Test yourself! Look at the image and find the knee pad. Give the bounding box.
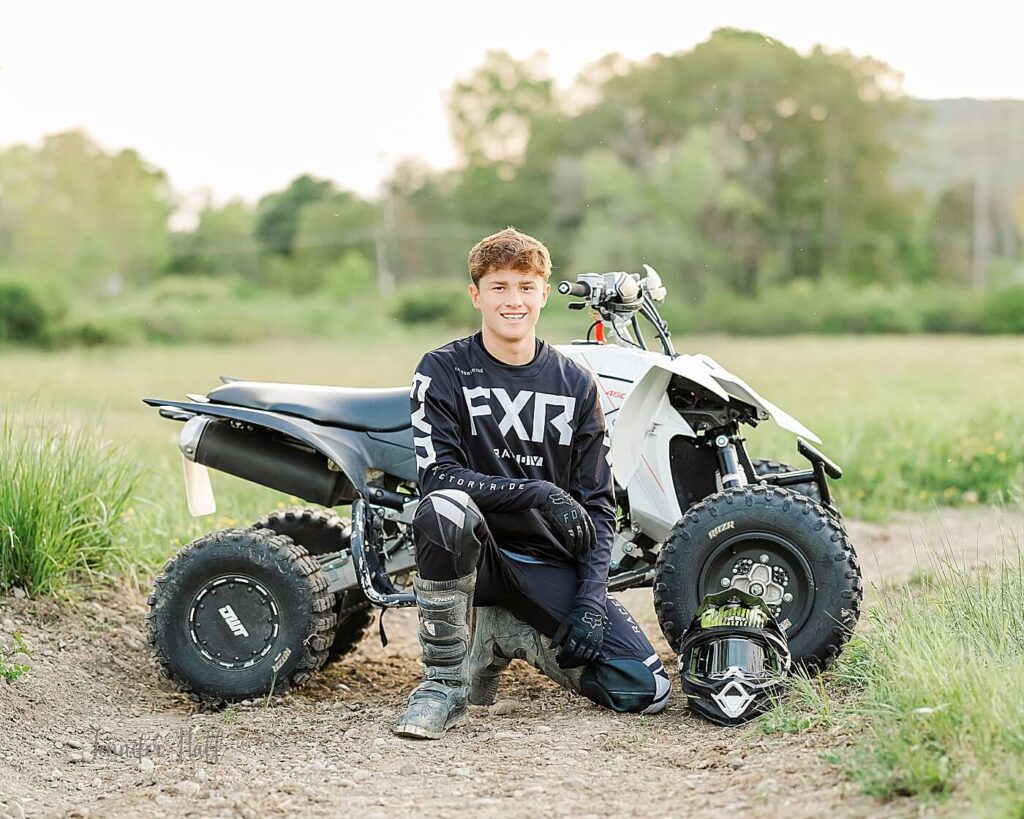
[413,490,486,576]
[580,655,671,714]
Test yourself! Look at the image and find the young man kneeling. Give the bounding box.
[395,228,670,739]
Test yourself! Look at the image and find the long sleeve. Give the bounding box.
[411,353,552,512]
[568,381,615,613]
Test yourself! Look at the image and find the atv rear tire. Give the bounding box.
[654,485,861,673]
[252,506,351,555]
[752,459,821,503]
[252,506,373,662]
[147,527,335,702]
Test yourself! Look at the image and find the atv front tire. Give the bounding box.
[252,506,374,662]
[147,527,335,702]
[654,485,861,673]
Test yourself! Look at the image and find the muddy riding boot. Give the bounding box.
[393,572,476,740]
[468,606,585,706]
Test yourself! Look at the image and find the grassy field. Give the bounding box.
[1,325,1023,579]
[3,324,1023,515]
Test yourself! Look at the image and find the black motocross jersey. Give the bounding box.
[410,332,614,613]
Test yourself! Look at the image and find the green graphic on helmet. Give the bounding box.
[699,602,768,630]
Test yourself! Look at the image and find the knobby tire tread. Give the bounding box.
[146,527,336,703]
[653,485,862,674]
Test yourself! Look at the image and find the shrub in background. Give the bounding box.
[392,280,479,327]
[979,285,1024,334]
[7,273,1024,349]
[0,282,58,347]
[818,286,924,334]
[320,250,377,302]
[660,280,1024,337]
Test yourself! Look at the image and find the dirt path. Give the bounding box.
[2,506,1021,819]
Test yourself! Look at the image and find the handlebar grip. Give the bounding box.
[558,280,591,298]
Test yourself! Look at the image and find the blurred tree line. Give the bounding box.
[2,29,1023,345]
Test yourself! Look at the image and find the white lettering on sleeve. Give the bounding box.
[411,371,436,469]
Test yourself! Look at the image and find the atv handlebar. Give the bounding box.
[558,280,592,298]
[558,268,675,357]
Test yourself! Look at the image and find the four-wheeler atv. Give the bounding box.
[144,266,861,702]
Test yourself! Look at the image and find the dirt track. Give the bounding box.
[2,506,1022,819]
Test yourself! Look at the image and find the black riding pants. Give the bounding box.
[413,489,670,714]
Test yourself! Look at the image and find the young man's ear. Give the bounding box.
[469,282,481,310]
[541,281,551,308]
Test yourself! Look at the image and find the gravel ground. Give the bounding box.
[1,505,1021,819]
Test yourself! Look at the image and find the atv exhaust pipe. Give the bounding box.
[180,417,356,507]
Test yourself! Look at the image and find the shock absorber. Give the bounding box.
[714,434,748,489]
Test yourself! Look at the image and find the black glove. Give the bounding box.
[538,487,595,557]
[551,605,605,668]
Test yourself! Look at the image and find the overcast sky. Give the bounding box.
[2,1,1019,208]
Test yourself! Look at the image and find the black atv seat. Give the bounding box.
[208,381,411,432]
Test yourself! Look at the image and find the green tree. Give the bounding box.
[383,51,562,284]
[254,174,334,257]
[589,30,919,286]
[320,249,376,301]
[392,30,930,293]
[931,183,974,285]
[291,192,378,292]
[170,198,259,280]
[0,130,171,292]
[383,161,478,282]
[448,49,555,172]
[444,51,563,255]
[569,129,762,296]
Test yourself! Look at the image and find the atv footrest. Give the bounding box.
[349,499,415,609]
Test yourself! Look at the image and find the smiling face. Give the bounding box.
[469,267,550,346]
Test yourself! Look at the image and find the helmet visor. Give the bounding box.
[689,637,780,681]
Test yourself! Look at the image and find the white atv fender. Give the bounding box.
[693,354,821,445]
[610,353,820,543]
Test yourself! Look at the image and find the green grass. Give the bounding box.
[0,411,143,594]
[756,545,1024,817]
[718,334,1024,520]
[847,553,1024,814]
[755,668,847,735]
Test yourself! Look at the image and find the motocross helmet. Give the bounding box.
[677,589,791,726]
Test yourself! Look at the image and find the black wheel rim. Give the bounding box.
[188,574,281,670]
[698,531,815,637]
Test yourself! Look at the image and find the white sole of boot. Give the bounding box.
[393,711,468,740]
